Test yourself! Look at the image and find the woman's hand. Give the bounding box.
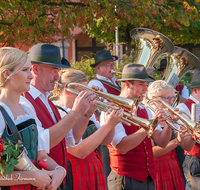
[31,169,52,190]
[104,109,124,127]
[152,108,167,126]
[45,167,66,190]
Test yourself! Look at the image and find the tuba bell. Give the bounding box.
[130,28,174,68]
[163,46,200,88]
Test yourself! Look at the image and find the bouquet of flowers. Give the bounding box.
[0,137,22,177]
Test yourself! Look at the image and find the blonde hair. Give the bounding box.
[51,69,87,99]
[148,80,174,99]
[0,47,30,87]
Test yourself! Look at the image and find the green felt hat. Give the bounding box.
[90,50,118,67]
[29,44,70,68]
[117,63,154,82]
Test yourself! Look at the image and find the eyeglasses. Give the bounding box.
[157,95,176,102]
[99,63,114,67]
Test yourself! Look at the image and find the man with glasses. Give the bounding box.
[176,71,200,190]
[88,50,121,186]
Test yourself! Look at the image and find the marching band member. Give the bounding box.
[100,63,172,190]
[51,69,122,190]
[147,80,195,190]
[176,71,200,190]
[21,43,97,190]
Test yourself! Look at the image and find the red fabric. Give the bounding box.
[94,77,120,95]
[175,84,184,96]
[108,107,156,182]
[23,92,67,184]
[183,98,200,158]
[67,149,106,190]
[154,149,185,190]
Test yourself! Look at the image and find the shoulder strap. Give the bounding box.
[56,105,69,114]
[0,105,23,147]
[97,79,121,92]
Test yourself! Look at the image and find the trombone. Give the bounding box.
[55,82,159,134]
[144,94,200,143]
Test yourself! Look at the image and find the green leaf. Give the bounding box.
[12,149,18,158]
[6,146,12,156]
[5,164,14,175]
[10,158,19,165]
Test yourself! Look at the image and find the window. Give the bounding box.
[76,33,106,61]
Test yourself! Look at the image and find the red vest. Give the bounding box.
[175,84,184,96]
[23,92,68,170]
[108,107,156,182]
[183,98,200,158]
[94,77,121,95]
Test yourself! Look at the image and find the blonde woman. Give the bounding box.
[51,69,122,190]
[0,47,65,190]
[147,80,195,190]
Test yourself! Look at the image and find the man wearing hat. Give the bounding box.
[20,43,97,190]
[157,58,189,102]
[88,50,121,184]
[176,71,200,190]
[100,63,172,190]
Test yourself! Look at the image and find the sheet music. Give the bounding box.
[191,103,200,122]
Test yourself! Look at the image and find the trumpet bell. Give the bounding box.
[130,28,174,68]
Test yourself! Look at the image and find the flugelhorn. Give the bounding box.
[144,95,200,143]
[67,82,139,114]
[66,83,160,135]
[56,82,158,133]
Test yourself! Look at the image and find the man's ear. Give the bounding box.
[32,64,39,74]
[125,81,131,88]
[2,70,11,79]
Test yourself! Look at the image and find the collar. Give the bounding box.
[189,95,200,104]
[29,85,50,100]
[96,74,117,85]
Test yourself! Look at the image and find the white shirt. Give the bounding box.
[181,85,189,99]
[176,95,199,116]
[100,102,163,149]
[0,101,47,151]
[20,85,80,151]
[88,74,120,93]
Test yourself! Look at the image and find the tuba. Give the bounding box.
[163,46,200,88]
[130,28,174,68]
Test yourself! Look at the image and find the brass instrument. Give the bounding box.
[111,69,122,75]
[163,46,200,107]
[67,82,139,114]
[56,82,158,134]
[145,95,200,143]
[130,28,174,68]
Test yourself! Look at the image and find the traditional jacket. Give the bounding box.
[107,107,156,182]
[23,92,67,171]
[183,98,200,158]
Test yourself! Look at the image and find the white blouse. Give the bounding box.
[0,101,47,151]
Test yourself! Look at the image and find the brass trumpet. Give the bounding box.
[55,82,158,134]
[144,95,200,143]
